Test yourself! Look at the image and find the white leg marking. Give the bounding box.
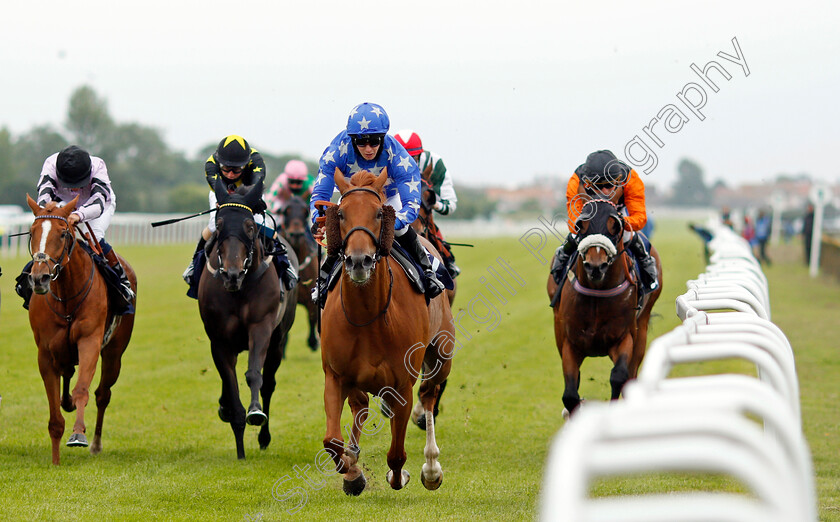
[422,410,442,485]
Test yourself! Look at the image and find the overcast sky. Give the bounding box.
[2,0,838,191]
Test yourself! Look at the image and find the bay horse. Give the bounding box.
[280,195,319,351]
[198,180,297,459]
[320,168,454,495]
[25,194,137,465]
[546,198,662,417]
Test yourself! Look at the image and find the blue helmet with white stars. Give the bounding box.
[346,102,390,136]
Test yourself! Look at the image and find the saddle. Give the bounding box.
[325,244,454,303]
[78,242,134,316]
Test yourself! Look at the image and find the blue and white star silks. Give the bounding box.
[397,155,413,171]
[310,131,421,232]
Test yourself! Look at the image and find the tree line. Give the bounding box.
[0,86,498,220]
[0,86,316,214]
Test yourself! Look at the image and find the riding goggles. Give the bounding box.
[352,135,383,147]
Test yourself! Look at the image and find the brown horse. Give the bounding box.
[546,198,662,417]
[198,180,297,459]
[25,195,137,465]
[280,195,319,351]
[320,168,454,495]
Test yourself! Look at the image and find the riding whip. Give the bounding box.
[151,208,217,228]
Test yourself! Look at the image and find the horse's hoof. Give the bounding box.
[258,430,271,450]
[246,409,267,426]
[562,408,570,420]
[421,468,443,490]
[218,406,232,423]
[90,436,102,455]
[66,433,88,447]
[386,469,410,490]
[343,472,367,496]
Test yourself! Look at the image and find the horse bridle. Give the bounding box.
[30,215,77,281]
[30,214,96,322]
[214,203,256,279]
[573,199,634,298]
[338,187,386,265]
[337,186,393,326]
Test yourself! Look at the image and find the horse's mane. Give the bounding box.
[43,201,60,212]
[348,171,378,188]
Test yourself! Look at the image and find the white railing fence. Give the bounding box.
[1,214,206,257]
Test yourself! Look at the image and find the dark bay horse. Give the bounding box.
[280,196,319,351]
[198,180,297,459]
[320,168,454,495]
[546,198,662,417]
[25,195,137,465]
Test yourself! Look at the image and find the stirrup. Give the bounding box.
[182,262,194,284]
[424,270,444,299]
[284,267,298,291]
[120,282,136,302]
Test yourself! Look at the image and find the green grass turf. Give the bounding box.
[0,219,837,520]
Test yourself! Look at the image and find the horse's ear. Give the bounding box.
[373,167,388,193]
[334,167,349,194]
[244,179,264,212]
[64,195,80,214]
[213,177,228,204]
[26,194,40,214]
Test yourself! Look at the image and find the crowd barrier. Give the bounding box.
[540,221,816,521]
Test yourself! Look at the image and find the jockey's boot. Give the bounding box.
[398,227,445,299]
[444,256,461,279]
[14,261,34,310]
[627,233,659,292]
[101,241,136,305]
[183,237,206,284]
[271,237,298,291]
[312,254,338,309]
[550,234,579,284]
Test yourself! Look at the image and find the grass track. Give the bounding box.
[0,219,837,520]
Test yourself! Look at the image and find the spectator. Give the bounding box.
[754,209,772,265]
[803,203,815,265]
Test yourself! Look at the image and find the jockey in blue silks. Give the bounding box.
[309,102,445,308]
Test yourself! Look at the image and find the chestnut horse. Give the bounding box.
[280,195,319,351]
[198,180,297,459]
[320,168,455,495]
[546,198,662,417]
[25,195,137,465]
